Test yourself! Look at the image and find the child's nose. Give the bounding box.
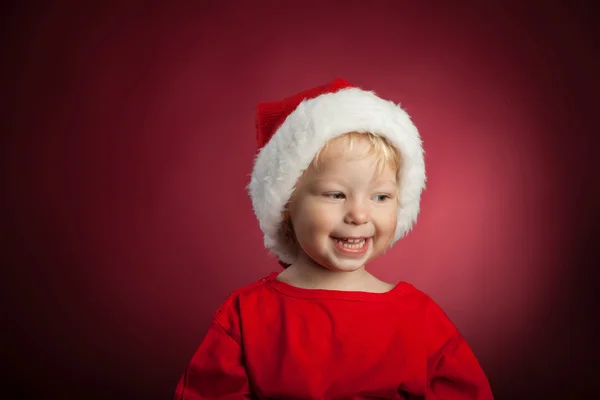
[343,201,369,225]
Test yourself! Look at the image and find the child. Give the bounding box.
[175,79,494,399]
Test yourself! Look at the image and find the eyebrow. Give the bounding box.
[311,177,397,186]
[371,179,398,186]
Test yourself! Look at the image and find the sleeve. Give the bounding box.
[174,299,254,399]
[425,300,494,400]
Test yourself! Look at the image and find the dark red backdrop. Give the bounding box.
[3,1,598,399]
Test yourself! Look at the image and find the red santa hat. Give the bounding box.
[247,78,426,266]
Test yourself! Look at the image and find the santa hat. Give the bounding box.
[247,78,426,266]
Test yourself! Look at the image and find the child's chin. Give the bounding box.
[325,258,367,272]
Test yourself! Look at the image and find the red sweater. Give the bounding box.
[175,272,493,399]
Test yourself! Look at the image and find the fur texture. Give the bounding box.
[247,87,426,265]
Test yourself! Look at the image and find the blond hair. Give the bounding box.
[312,131,402,179]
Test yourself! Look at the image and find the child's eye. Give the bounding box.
[325,193,345,199]
[373,194,391,202]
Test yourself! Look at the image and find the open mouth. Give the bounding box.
[332,237,369,250]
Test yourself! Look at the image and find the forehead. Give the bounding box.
[319,138,374,170]
[320,135,372,160]
[303,138,396,181]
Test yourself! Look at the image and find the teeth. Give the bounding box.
[334,238,367,249]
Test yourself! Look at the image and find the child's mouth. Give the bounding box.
[331,237,370,254]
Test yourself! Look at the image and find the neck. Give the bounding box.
[285,252,370,291]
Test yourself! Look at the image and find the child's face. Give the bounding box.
[288,137,399,273]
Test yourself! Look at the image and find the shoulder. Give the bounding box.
[392,282,463,358]
[395,282,458,331]
[206,273,276,341]
[212,273,277,319]
[394,281,436,309]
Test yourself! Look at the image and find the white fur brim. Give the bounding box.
[247,87,426,265]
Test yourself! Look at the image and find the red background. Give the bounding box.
[3,1,598,399]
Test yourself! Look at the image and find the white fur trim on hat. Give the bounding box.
[247,87,426,265]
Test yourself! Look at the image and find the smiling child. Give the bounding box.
[175,79,494,399]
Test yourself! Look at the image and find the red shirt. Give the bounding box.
[175,272,493,399]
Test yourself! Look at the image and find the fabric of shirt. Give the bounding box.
[175,272,493,399]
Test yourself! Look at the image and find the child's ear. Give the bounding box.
[282,198,294,221]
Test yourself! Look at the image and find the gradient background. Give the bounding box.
[2,1,598,399]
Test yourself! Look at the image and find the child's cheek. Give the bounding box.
[305,205,333,234]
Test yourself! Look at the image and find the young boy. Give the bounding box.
[175,79,493,399]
